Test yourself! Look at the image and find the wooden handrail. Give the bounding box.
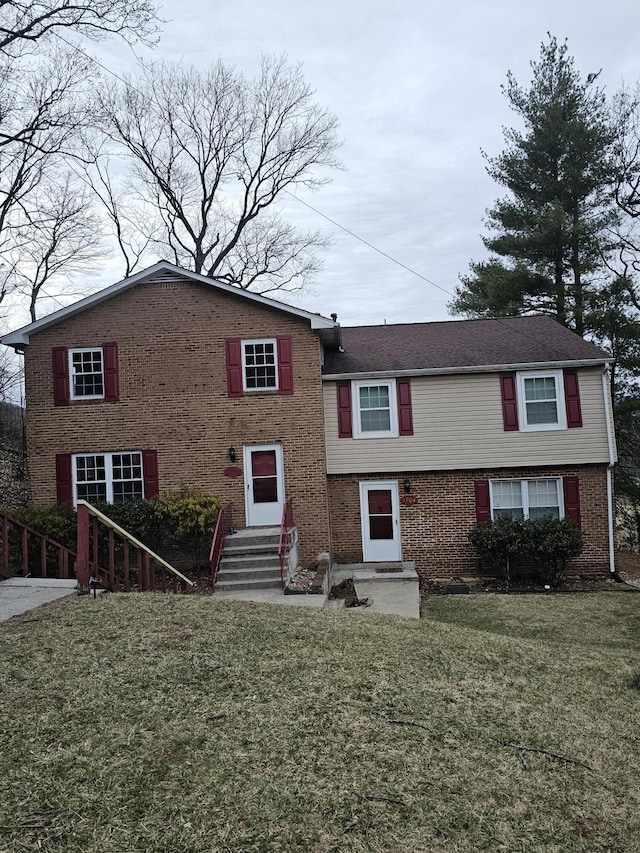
[1,509,76,580]
[75,500,195,591]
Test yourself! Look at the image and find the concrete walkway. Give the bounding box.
[0,578,78,623]
[214,565,421,619]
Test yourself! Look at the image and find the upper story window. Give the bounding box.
[490,478,562,520]
[52,343,119,406]
[516,370,566,431]
[500,369,582,432]
[243,339,278,391]
[69,348,104,399]
[353,380,398,438]
[74,451,143,504]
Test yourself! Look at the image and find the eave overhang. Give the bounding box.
[0,261,336,348]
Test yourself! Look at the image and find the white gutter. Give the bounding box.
[322,358,613,382]
[602,368,617,574]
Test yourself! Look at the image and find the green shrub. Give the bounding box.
[154,486,220,538]
[153,486,220,569]
[92,499,163,551]
[11,504,77,550]
[469,515,529,588]
[469,515,584,588]
[8,487,221,576]
[526,516,584,587]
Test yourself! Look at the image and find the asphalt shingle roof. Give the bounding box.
[322,315,611,376]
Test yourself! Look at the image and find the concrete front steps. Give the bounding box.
[215,527,284,592]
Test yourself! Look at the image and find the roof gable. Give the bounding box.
[322,315,612,377]
[1,262,336,347]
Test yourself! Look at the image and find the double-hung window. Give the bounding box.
[490,478,562,520]
[69,348,104,399]
[516,370,566,431]
[242,339,278,391]
[74,452,144,504]
[352,380,398,438]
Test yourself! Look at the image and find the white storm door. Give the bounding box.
[359,481,401,562]
[244,444,285,527]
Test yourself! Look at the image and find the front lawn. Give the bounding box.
[1,592,639,852]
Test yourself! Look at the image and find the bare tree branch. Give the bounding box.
[9,173,106,320]
[96,55,341,292]
[0,0,161,56]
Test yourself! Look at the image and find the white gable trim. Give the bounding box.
[1,261,335,347]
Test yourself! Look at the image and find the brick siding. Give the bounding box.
[328,464,610,579]
[23,278,331,566]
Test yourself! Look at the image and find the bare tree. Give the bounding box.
[0,48,93,310]
[96,56,341,292]
[612,84,640,221]
[12,175,105,321]
[0,0,160,56]
[76,149,152,278]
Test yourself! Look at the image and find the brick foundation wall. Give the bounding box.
[23,278,331,566]
[328,464,611,579]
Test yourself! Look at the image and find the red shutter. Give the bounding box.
[102,342,119,402]
[276,336,294,395]
[563,369,583,428]
[474,479,491,522]
[337,382,352,438]
[225,338,244,397]
[52,347,69,406]
[499,373,519,431]
[397,380,414,436]
[563,476,581,527]
[56,453,73,505]
[142,450,159,499]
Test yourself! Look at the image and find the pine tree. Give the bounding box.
[451,36,617,337]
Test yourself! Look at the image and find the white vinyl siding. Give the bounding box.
[324,368,613,474]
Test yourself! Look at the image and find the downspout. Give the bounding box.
[601,368,616,575]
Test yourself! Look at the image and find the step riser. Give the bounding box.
[224,535,280,549]
[220,557,280,571]
[222,547,280,560]
[217,568,282,583]
[216,579,283,591]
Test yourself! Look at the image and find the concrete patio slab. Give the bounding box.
[0,578,78,623]
[331,563,421,619]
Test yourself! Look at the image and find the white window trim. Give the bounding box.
[516,369,566,431]
[352,379,398,439]
[72,451,144,506]
[242,338,278,392]
[68,347,105,400]
[489,477,564,520]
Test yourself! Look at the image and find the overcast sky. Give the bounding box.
[14,0,640,329]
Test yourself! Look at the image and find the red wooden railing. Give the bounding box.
[75,500,195,594]
[278,498,294,589]
[1,510,76,580]
[209,502,233,589]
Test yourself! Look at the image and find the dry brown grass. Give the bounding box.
[0,590,639,852]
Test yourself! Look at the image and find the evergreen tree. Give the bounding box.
[451,36,617,336]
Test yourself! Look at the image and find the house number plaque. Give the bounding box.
[400,494,418,506]
[223,466,243,478]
